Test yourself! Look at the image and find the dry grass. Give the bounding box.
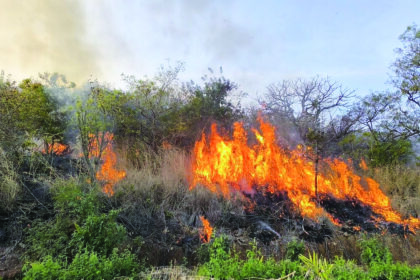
[112,147,245,266]
[369,165,420,217]
[0,148,20,211]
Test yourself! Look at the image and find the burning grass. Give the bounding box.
[87,132,126,195]
[190,116,420,233]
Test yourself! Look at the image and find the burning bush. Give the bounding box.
[190,115,420,233]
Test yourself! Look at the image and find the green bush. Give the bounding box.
[70,210,127,256]
[358,237,393,265]
[198,236,301,280]
[285,238,305,261]
[331,257,368,280]
[368,261,420,280]
[23,249,140,280]
[24,217,73,261]
[51,179,98,220]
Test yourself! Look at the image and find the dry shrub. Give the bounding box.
[0,148,20,211]
[369,165,420,217]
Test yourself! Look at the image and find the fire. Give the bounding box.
[359,159,368,171]
[191,116,420,231]
[199,216,213,243]
[42,143,69,155]
[87,132,126,196]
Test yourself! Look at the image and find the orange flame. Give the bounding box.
[87,132,126,196]
[191,116,420,231]
[359,159,368,171]
[42,143,69,155]
[199,216,213,243]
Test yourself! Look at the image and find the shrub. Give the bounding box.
[299,251,333,280]
[23,217,73,261]
[331,257,368,280]
[22,256,62,280]
[51,178,98,220]
[358,236,393,265]
[70,210,127,256]
[285,238,305,261]
[22,249,140,280]
[368,261,420,280]
[198,236,302,279]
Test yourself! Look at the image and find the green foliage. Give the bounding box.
[22,255,62,280]
[177,74,244,147]
[75,88,115,181]
[198,236,301,279]
[0,78,66,150]
[198,235,242,279]
[331,257,368,280]
[24,217,73,261]
[285,238,305,261]
[392,24,420,108]
[24,179,127,261]
[22,249,140,280]
[70,210,127,256]
[51,179,98,220]
[359,236,393,265]
[299,251,333,280]
[368,138,413,167]
[368,261,420,280]
[340,132,413,167]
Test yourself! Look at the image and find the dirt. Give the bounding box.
[0,247,22,279]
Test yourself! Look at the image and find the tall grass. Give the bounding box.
[0,148,20,211]
[369,165,420,217]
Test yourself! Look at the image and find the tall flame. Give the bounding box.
[199,216,213,243]
[88,132,126,196]
[191,116,420,231]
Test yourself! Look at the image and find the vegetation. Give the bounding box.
[0,25,419,279]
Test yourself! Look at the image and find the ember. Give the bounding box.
[88,132,126,196]
[191,116,420,232]
[42,143,69,155]
[199,216,213,243]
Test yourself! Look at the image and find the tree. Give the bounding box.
[0,76,66,152]
[392,24,420,108]
[178,71,244,147]
[261,77,356,202]
[75,84,115,183]
[352,24,420,166]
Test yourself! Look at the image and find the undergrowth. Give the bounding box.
[197,235,420,280]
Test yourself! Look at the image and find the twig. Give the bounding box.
[21,182,50,212]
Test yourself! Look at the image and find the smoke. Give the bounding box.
[0,0,99,84]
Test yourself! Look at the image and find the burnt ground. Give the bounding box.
[206,186,415,246]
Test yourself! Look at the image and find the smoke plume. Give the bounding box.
[0,0,99,84]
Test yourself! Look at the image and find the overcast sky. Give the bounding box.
[0,0,419,104]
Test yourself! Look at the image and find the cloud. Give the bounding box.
[0,0,99,84]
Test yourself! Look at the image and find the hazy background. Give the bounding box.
[0,0,419,103]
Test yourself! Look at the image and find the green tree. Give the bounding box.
[0,75,66,152]
[353,25,420,166]
[177,71,244,147]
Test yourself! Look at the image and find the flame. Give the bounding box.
[199,216,213,243]
[87,132,126,196]
[191,116,420,231]
[359,159,368,171]
[42,143,69,155]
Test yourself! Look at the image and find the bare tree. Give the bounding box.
[261,77,357,202]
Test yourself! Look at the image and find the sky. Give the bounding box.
[0,0,419,105]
